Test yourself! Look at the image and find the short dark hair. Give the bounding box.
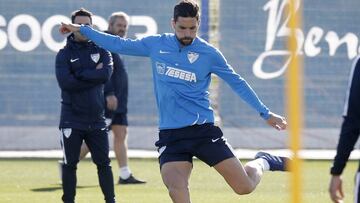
[173,0,200,22]
[71,8,93,24]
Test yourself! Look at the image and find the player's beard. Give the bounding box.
[177,36,194,46]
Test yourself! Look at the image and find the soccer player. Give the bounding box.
[60,1,289,202]
[79,11,146,184]
[55,8,115,203]
[329,56,360,203]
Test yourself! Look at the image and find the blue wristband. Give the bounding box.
[260,111,270,120]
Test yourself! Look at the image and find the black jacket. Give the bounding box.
[103,31,128,115]
[104,50,128,115]
[55,34,113,130]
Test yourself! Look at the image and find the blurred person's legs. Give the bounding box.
[111,113,146,184]
[84,128,115,203]
[59,128,84,203]
[58,139,88,184]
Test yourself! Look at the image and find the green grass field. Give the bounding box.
[0,158,357,203]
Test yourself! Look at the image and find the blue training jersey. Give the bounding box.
[80,25,270,130]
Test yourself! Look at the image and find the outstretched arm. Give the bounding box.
[60,23,151,56]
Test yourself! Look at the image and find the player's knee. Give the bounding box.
[167,184,189,197]
[163,177,189,193]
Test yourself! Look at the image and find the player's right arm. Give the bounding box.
[55,49,98,92]
[80,25,153,56]
[59,22,155,57]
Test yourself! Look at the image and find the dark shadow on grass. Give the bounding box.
[31,184,98,192]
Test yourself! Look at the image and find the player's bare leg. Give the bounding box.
[161,161,192,203]
[214,157,262,194]
[215,153,290,195]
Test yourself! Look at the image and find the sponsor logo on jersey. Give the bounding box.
[156,62,197,82]
[165,67,197,82]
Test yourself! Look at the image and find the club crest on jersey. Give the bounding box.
[187,51,199,64]
[91,53,100,63]
[156,62,166,74]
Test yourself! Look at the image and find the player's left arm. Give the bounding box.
[210,49,286,130]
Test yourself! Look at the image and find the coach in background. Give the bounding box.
[55,8,115,203]
[79,11,145,184]
[329,56,360,203]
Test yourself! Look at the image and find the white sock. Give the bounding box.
[120,166,131,179]
[247,158,270,171]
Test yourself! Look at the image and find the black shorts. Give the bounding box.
[155,123,235,168]
[106,113,128,126]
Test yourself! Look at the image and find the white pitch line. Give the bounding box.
[0,149,359,160]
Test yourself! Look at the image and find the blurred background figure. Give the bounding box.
[329,56,360,203]
[79,11,146,184]
[55,8,115,203]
